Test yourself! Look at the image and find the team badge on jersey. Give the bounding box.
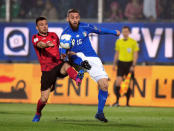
[83,32,87,37]
[34,38,39,43]
[127,48,132,53]
[94,26,98,30]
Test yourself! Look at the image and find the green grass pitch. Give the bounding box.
[0,103,174,131]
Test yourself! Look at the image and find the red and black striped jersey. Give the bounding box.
[32,32,62,71]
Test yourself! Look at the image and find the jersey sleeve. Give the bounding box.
[32,35,39,47]
[133,40,139,52]
[115,39,119,51]
[60,48,67,55]
[85,24,117,35]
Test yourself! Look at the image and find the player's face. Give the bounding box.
[67,13,80,30]
[122,28,130,39]
[36,20,48,35]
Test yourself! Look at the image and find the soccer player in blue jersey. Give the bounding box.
[60,9,120,122]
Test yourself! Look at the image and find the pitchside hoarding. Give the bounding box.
[0,64,174,107]
[0,22,174,63]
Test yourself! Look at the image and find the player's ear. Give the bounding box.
[66,17,69,22]
[36,26,38,31]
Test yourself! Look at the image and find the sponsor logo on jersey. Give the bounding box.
[83,32,87,37]
[34,38,38,43]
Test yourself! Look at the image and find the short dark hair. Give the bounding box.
[67,9,80,17]
[122,26,131,32]
[36,16,47,25]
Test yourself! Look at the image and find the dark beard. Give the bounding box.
[69,22,79,30]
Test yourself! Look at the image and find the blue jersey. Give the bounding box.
[61,22,117,65]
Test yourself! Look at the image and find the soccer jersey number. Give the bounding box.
[77,39,82,45]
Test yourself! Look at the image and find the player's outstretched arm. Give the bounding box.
[37,41,54,48]
[113,51,119,71]
[86,24,120,36]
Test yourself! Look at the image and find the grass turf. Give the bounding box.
[0,103,173,131]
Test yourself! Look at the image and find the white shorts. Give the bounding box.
[85,57,108,82]
[76,52,108,82]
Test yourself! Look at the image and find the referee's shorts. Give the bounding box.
[117,60,133,77]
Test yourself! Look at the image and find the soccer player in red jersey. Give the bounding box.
[32,17,84,122]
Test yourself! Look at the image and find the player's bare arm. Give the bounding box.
[130,51,138,72]
[37,41,55,48]
[113,51,119,71]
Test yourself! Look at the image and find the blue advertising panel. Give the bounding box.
[0,22,174,63]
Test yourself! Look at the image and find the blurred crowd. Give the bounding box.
[0,0,173,22]
[105,0,174,22]
[0,0,97,20]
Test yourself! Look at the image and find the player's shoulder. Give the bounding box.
[63,25,72,34]
[48,32,57,36]
[128,37,137,43]
[79,22,88,26]
[47,32,59,40]
[116,38,122,42]
[32,34,39,44]
[79,22,93,28]
[32,34,39,42]
[32,34,38,38]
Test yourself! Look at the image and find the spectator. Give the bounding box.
[107,1,123,22]
[27,0,45,18]
[18,8,27,18]
[41,0,58,20]
[125,0,143,21]
[157,0,165,20]
[117,0,129,12]
[169,0,174,19]
[143,0,157,21]
[11,0,20,18]
[0,0,20,19]
[157,0,171,20]
[0,1,5,18]
[18,0,35,18]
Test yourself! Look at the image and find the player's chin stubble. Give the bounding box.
[69,22,79,30]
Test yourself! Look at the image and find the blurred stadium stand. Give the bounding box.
[0,0,173,22]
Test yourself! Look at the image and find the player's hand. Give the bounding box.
[116,30,120,36]
[67,51,76,56]
[47,41,55,47]
[129,66,134,72]
[61,54,66,60]
[112,64,116,71]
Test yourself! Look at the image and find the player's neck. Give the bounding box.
[38,32,48,36]
[71,26,79,31]
[123,37,129,41]
[69,23,79,31]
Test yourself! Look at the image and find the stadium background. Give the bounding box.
[0,0,174,107]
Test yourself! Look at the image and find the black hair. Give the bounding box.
[36,16,47,25]
[67,8,80,17]
[122,26,131,32]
